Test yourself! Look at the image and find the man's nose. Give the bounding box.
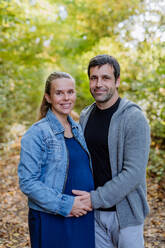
[96,78,102,87]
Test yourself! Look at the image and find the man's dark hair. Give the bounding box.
[88,54,120,80]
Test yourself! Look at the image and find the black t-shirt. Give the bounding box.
[84,98,121,211]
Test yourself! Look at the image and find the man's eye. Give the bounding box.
[103,76,110,80]
[90,77,97,80]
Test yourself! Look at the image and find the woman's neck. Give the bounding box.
[59,115,69,127]
[51,109,68,126]
[52,111,73,137]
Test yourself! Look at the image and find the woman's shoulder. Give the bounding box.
[22,117,51,142]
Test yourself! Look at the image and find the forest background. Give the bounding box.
[0,0,165,247]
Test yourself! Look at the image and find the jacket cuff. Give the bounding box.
[58,194,74,216]
[90,190,102,209]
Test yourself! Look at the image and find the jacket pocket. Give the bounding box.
[46,138,62,161]
[126,185,149,220]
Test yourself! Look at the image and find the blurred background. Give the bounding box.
[0,0,164,184]
[0,0,165,247]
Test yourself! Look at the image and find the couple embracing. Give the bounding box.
[18,54,150,248]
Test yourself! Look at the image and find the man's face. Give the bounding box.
[89,64,120,105]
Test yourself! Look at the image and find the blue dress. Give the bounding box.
[29,137,95,248]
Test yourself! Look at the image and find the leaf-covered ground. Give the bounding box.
[0,144,165,248]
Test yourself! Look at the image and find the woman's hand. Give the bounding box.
[69,194,92,217]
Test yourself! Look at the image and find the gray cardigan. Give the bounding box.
[80,98,150,229]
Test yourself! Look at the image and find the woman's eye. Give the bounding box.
[56,92,62,95]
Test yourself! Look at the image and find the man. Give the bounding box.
[73,54,150,248]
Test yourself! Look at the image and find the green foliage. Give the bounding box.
[148,147,165,183]
[0,0,60,141]
[0,0,164,180]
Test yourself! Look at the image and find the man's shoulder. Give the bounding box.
[80,103,95,119]
[79,103,95,127]
[81,103,95,114]
[117,98,149,129]
[119,98,145,118]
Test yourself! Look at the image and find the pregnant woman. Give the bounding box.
[18,71,95,248]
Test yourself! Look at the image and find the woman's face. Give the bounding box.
[45,77,76,117]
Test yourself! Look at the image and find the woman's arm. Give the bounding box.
[18,126,74,216]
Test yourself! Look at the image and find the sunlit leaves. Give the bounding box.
[0,0,61,141]
[0,0,164,181]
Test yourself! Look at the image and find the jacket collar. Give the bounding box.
[46,109,79,135]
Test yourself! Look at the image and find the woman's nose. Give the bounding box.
[64,93,69,100]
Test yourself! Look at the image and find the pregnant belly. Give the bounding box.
[64,166,94,195]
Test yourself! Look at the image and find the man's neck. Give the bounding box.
[96,93,119,110]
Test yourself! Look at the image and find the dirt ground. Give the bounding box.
[0,147,165,248]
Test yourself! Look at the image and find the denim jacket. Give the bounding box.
[18,109,91,217]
